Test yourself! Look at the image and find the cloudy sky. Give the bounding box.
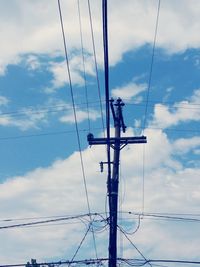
[0,0,200,265]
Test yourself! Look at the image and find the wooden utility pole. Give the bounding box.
[109,98,124,267]
[87,98,147,267]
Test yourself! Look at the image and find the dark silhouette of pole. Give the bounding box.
[108,98,124,267]
[87,98,147,267]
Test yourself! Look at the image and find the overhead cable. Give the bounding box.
[69,223,92,265]
[77,0,91,132]
[87,0,105,133]
[141,0,161,217]
[57,0,98,258]
[143,0,161,131]
[0,213,106,230]
[117,225,152,267]
[1,258,200,267]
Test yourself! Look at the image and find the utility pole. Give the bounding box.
[87,98,147,267]
[109,98,125,267]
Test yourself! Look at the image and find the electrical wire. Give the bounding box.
[3,211,199,227]
[0,124,199,143]
[57,0,98,259]
[119,211,200,223]
[2,258,200,267]
[119,215,141,235]
[77,0,90,132]
[69,223,91,266]
[146,259,200,266]
[0,102,101,119]
[117,225,152,267]
[0,213,105,230]
[141,0,161,218]
[0,127,102,142]
[87,0,105,133]
[0,258,108,267]
[142,0,161,131]
[1,99,200,121]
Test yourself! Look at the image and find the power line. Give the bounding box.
[0,125,199,143]
[119,215,142,236]
[0,213,106,230]
[141,0,161,218]
[134,126,200,133]
[77,0,91,132]
[123,212,200,222]
[69,223,91,265]
[1,258,200,267]
[0,127,102,142]
[57,0,98,258]
[142,0,161,131]
[117,225,152,267]
[147,259,200,266]
[0,258,108,267]
[1,99,200,121]
[87,0,105,133]
[2,210,199,226]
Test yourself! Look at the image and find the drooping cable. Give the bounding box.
[2,258,200,267]
[0,128,102,142]
[0,216,82,230]
[87,0,105,134]
[1,99,200,120]
[0,213,107,230]
[142,0,161,131]
[120,211,200,223]
[77,0,90,132]
[69,223,91,266]
[0,124,198,142]
[118,225,152,267]
[121,215,141,235]
[57,0,98,258]
[141,0,161,215]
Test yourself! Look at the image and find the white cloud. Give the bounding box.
[0,108,48,131]
[0,127,199,262]
[173,136,200,155]
[112,82,147,102]
[60,109,100,124]
[0,96,9,106]
[1,1,200,75]
[0,116,12,126]
[0,101,100,130]
[150,89,200,128]
[1,0,200,263]
[45,53,96,92]
[24,55,41,71]
[194,149,200,155]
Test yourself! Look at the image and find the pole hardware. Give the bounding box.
[100,161,113,173]
[87,98,147,267]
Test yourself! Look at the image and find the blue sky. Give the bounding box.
[0,0,200,265]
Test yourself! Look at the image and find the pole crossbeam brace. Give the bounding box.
[87,134,147,146]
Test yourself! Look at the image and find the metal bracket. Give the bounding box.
[100,161,113,173]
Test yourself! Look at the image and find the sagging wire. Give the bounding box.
[57,0,98,259]
[141,0,161,217]
[77,0,91,132]
[117,225,152,267]
[118,215,141,236]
